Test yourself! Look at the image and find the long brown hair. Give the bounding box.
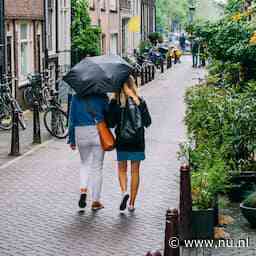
[116,75,139,107]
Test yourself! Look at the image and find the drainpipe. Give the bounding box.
[55,0,59,54]
[43,0,49,71]
[55,0,59,81]
[0,0,6,82]
[13,19,18,99]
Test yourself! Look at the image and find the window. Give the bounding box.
[110,34,118,55]
[20,24,28,76]
[102,34,106,55]
[89,0,95,9]
[109,0,117,11]
[101,0,106,10]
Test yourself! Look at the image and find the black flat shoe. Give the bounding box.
[79,193,87,209]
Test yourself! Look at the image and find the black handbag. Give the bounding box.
[119,97,143,141]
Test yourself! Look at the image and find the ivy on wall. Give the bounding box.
[71,0,101,61]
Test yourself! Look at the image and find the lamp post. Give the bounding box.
[189,0,196,24]
[0,0,6,83]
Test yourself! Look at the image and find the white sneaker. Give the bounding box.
[128,205,135,212]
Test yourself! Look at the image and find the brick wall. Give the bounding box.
[5,0,43,20]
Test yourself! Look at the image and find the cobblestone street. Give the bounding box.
[0,57,202,256]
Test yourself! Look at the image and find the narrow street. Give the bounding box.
[0,57,203,256]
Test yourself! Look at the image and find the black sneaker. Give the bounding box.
[119,193,129,213]
[79,193,87,209]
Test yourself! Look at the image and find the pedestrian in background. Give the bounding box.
[68,93,109,211]
[107,76,152,213]
[191,38,199,68]
[179,33,186,52]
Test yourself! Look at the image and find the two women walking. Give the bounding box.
[68,75,151,213]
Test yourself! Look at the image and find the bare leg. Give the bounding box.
[118,161,128,193]
[130,161,140,207]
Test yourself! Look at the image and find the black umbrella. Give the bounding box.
[63,55,133,96]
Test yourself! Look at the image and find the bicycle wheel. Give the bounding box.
[44,107,68,139]
[0,105,12,130]
[23,87,34,109]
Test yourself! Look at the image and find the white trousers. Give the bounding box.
[75,126,104,202]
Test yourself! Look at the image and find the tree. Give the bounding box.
[71,0,101,61]
[156,0,189,33]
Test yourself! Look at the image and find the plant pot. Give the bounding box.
[240,203,256,228]
[230,171,256,183]
[227,171,256,203]
[192,209,214,239]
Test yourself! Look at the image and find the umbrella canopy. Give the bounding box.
[63,55,133,96]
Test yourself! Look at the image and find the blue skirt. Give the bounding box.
[117,151,145,161]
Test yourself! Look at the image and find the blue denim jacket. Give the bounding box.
[68,94,109,145]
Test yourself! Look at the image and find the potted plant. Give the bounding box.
[190,153,229,239]
[240,192,256,228]
[191,171,215,239]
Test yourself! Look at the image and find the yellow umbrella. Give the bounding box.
[128,16,141,33]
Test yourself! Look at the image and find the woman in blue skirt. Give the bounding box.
[107,76,151,212]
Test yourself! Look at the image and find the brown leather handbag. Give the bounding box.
[96,120,116,151]
[86,99,116,151]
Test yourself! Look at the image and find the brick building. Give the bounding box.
[141,0,156,40]
[89,0,120,55]
[4,0,71,104]
[5,0,44,99]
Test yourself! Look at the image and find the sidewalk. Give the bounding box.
[0,56,198,256]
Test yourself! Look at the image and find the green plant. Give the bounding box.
[148,32,163,45]
[185,82,256,172]
[243,192,256,208]
[71,0,101,58]
[139,40,152,54]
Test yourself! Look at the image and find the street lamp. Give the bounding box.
[189,0,196,24]
[0,0,6,83]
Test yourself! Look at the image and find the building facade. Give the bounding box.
[46,0,71,85]
[89,0,120,55]
[5,0,44,99]
[4,0,71,103]
[89,0,156,57]
[141,0,156,41]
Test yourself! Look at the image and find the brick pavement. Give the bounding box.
[0,56,202,256]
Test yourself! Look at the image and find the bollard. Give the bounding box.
[152,65,155,80]
[164,209,180,256]
[160,59,164,73]
[141,67,145,86]
[152,251,162,256]
[149,65,153,81]
[9,110,21,156]
[179,165,192,241]
[33,101,41,144]
[167,57,172,69]
[145,66,148,84]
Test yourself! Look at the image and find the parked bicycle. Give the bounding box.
[0,82,26,130]
[23,73,51,111]
[43,90,68,139]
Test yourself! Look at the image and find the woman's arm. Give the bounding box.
[139,100,152,128]
[106,99,120,128]
[67,96,76,147]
